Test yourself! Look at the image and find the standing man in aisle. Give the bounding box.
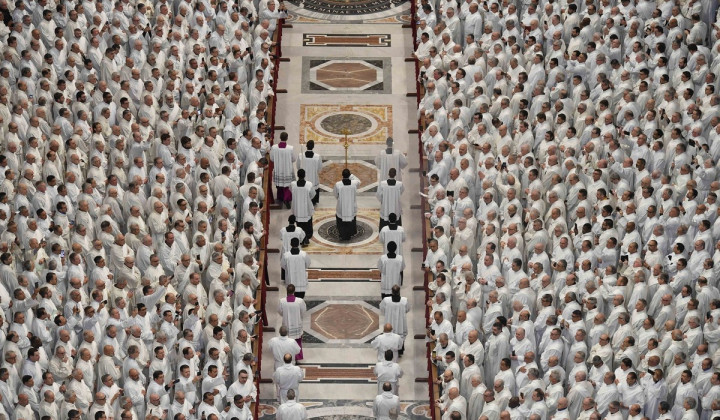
[268,326,302,370]
[380,285,410,356]
[377,168,404,229]
[270,132,296,208]
[378,241,405,299]
[273,353,304,404]
[373,382,401,420]
[298,140,322,205]
[280,216,305,281]
[290,169,315,247]
[278,284,307,361]
[375,137,408,182]
[380,213,407,256]
[334,169,361,240]
[280,238,310,298]
[374,350,403,395]
[277,389,307,420]
[371,323,404,362]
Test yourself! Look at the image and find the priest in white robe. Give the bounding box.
[643,368,668,420]
[334,168,361,240]
[380,285,410,356]
[273,354,304,404]
[280,238,311,298]
[278,284,307,361]
[297,139,322,205]
[375,138,408,182]
[290,169,315,246]
[374,350,404,395]
[277,389,307,420]
[466,377,486,420]
[371,324,404,362]
[378,241,405,299]
[380,214,407,256]
[374,383,401,420]
[483,322,510,388]
[280,217,306,281]
[376,168,404,229]
[268,327,302,370]
[269,133,296,207]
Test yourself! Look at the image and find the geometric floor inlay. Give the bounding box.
[285,0,410,24]
[303,57,391,94]
[303,365,376,381]
[305,208,382,254]
[289,13,410,24]
[259,400,431,419]
[322,113,373,131]
[318,159,378,192]
[287,0,406,15]
[317,219,375,244]
[308,269,381,280]
[307,300,380,343]
[300,104,392,144]
[303,34,391,47]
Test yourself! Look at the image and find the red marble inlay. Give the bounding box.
[316,62,378,88]
[307,269,381,279]
[311,303,379,339]
[303,365,376,380]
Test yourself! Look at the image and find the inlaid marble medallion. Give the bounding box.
[285,0,409,22]
[321,113,373,132]
[302,58,391,94]
[302,208,382,254]
[300,104,392,144]
[317,219,375,244]
[288,12,410,24]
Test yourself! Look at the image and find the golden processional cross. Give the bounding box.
[341,128,351,169]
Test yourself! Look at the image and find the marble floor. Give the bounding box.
[261,13,428,418]
[285,0,410,23]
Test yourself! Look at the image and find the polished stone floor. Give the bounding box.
[261,16,426,416]
[299,104,393,144]
[259,400,432,419]
[285,0,410,23]
[303,58,391,94]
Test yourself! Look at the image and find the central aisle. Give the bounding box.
[259,20,430,419]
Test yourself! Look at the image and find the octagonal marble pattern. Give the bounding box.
[307,300,380,343]
[302,57,391,94]
[314,62,381,90]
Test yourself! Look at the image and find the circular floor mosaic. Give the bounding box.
[288,0,405,15]
[300,104,391,144]
[319,113,373,135]
[317,218,375,244]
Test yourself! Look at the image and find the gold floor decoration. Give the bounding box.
[300,104,392,144]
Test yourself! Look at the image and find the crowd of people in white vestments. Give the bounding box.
[409,0,720,419]
[0,0,293,416]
